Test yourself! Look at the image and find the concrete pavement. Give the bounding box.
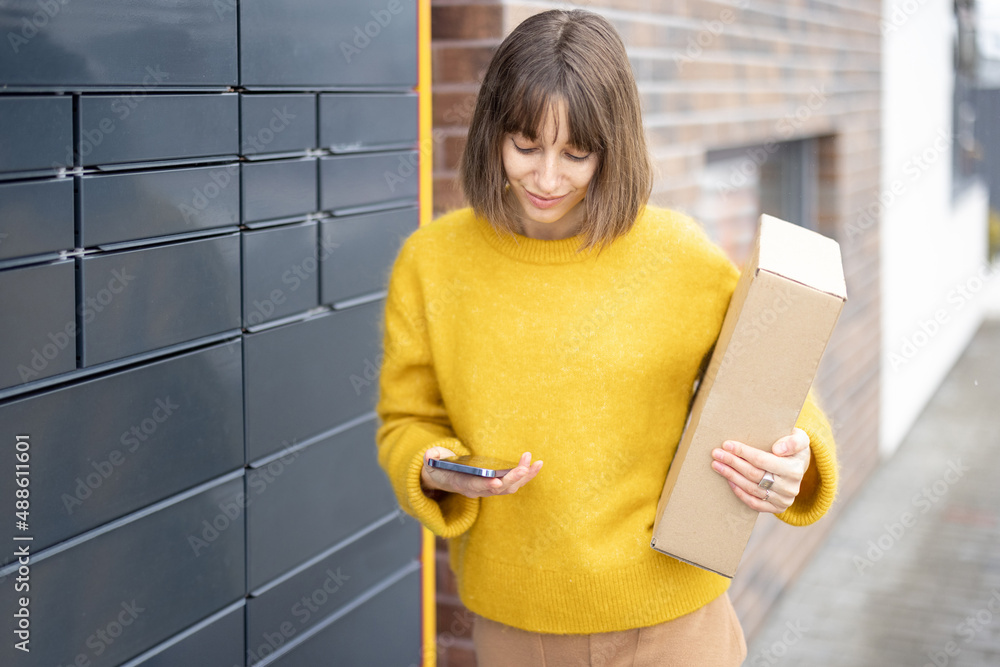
[745,319,1000,666]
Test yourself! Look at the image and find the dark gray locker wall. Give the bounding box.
[0,1,422,665]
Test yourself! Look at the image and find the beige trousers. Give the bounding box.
[472,592,747,667]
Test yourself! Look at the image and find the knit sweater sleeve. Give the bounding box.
[374,233,480,538]
[776,387,840,526]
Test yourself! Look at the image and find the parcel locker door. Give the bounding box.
[245,418,399,589]
[319,206,416,305]
[241,94,318,157]
[267,568,422,667]
[0,259,76,390]
[241,158,318,224]
[79,165,240,247]
[125,603,245,667]
[240,0,417,87]
[0,178,75,260]
[242,299,384,463]
[319,151,420,214]
[0,96,73,174]
[242,222,320,327]
[0,340,244,562]
[78,93,239,167]
[0,0,237,87]
[79,233,241,367]
[0,475,246,667]
[319,93,418,152]
[247,514,419,649]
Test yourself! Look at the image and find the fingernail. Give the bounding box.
[712,462,724,473]
[711,449,723,460]
[723,441,735,451]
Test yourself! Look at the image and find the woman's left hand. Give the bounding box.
[710,427,811,514]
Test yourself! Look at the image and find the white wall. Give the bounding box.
[880,0,995,456]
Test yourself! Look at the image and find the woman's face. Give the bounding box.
[501,99,598,239]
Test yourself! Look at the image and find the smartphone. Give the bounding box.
[427,455,519,478]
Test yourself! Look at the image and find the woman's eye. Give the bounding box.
[566,152,590,162]
[512,140,535,154]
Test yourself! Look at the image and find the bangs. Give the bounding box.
[499,73,606,155]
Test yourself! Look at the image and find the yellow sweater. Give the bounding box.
[375,205,839,634]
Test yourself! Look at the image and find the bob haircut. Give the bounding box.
[459,9,652,255]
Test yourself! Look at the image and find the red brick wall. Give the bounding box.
[430,1,881,662]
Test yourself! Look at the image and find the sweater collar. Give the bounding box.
[473,213,600,264]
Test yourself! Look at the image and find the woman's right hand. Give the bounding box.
[421,447,543,499]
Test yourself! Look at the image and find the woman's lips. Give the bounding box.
[524,189,567,210]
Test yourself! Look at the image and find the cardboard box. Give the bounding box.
[650,214,847,577]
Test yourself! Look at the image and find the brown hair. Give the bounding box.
[458,9,652,255]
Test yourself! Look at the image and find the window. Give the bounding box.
[696,138,819,265]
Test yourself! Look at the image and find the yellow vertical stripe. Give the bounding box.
[419,0,433,230]
[418,1,436,666]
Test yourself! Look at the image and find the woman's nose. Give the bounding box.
[536,154,560,193]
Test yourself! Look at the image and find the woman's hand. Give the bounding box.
[421,447,543,499]
[709,428,811,514]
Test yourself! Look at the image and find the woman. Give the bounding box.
[375,9,837,666]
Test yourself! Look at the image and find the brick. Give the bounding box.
[432,4,503,40]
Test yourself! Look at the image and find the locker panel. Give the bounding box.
[247,515,418,650]
[79,165,240,247]
[319,206,416,305]
[0,259,76,390]
[319,151,419,213]
[240,0,417,87]
[241,94,317,156]
[0,0,238,86]
[242,222,319,327]
[78,93,239,167]
[79,234,241,367]
[268,568,422,667]
[319,93,418,152]
[0,475,246,667]
[126,604,245,667]
[0,178,75,260]
[242,299,383,462]
[0,340,244,562]
[245,418,400,589]
[0,96,73,174]
[241,159,318,223]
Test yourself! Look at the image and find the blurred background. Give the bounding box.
[0,0,997,665]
